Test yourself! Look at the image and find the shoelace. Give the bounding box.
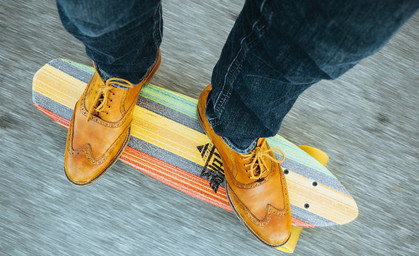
[242,141,285,180]
[86,78,134,121]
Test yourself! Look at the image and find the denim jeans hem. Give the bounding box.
[205,98,257,154]
[97,67,114,82]
[97,67,145,88]
[222,136,257,154]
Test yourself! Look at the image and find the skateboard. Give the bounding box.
[32,59,358,253]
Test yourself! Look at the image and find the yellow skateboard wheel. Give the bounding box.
[298,145,329,167]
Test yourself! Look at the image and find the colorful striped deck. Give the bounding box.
[32,59,358,229]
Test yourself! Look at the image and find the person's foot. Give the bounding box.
[197,85,291,247]
[64,51,161,185]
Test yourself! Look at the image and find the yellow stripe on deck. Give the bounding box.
[131,107,209,167]
[287,171,358,225]
[33,64,85,109]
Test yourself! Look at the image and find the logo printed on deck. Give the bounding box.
[197,143,225,193]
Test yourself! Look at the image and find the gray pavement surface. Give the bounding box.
[1,1,418,255]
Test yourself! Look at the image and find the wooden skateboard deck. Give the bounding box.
[32,59,358,253]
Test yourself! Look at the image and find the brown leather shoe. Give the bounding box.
[64,51,161,185]
[197,85,291,247]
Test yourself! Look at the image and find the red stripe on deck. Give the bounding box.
[121,146,233,212]
[34,104,70,128]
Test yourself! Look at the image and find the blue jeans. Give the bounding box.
[57,0,418,153]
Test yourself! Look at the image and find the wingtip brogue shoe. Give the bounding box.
[64,51,161,185]
[197,84,291,247]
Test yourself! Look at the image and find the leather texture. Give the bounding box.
[197,85,291,247]
[64,51,161,185]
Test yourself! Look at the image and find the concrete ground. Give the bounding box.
[1,1,418,255]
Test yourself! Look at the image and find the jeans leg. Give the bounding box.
[56,0,162,84]
[207,0,418,152]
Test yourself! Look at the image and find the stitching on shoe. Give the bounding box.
[229,186,288,227]
[67,120,130,165]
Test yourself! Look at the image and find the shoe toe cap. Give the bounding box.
[64,146,108,185]
[228,186,291,247]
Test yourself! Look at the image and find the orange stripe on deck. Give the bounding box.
[34,104,70,128]
[292,218,314,228]
[123,147,225,199]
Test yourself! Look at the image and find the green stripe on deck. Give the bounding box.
[61,59,95,75]
[141,85,197,120]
